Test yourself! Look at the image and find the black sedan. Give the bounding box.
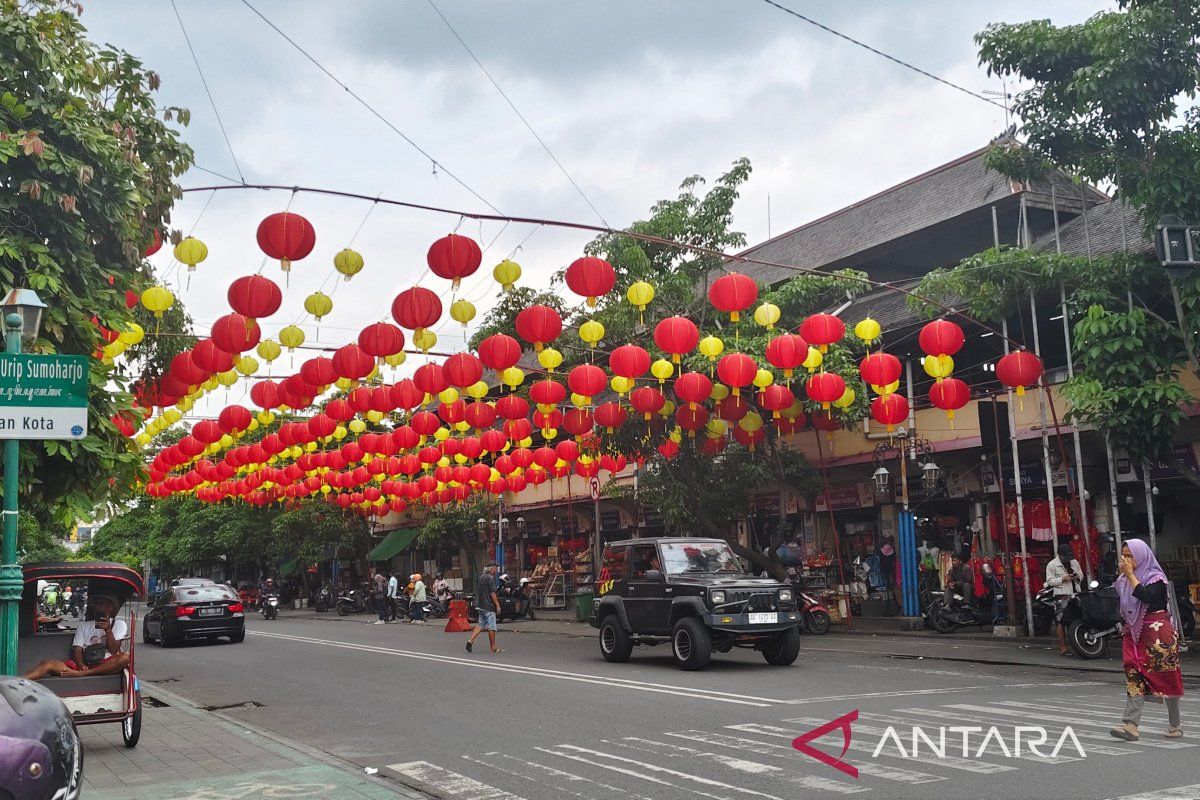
[143,583,245,646]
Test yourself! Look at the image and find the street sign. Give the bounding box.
[0,354,88,440]
[588,476,600,501]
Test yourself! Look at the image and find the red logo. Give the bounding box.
[791,709,859,779]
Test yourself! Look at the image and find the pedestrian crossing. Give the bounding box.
[385,696,1198,800]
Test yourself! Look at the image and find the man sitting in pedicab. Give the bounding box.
[21,594,130,680]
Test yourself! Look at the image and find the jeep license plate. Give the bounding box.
[748,612,777,624]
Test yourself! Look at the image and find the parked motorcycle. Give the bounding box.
[795,590,832,635]
[1065,581,1122,659]
[467,575,536,622]
[1175,583,1197,639]
[335,587,370,616]
[311,586,334,612]
[1028,586,1058,637]
[260,590,280,620]
[927,588,1003,633]
[423,596,449,619]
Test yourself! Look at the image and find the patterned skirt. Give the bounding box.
[1123,610,1185,698]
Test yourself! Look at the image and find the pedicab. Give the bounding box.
[17,561,146,748]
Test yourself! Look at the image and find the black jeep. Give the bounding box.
[587,537,801,670]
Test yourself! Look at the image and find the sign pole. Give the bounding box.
[1,314,24,675]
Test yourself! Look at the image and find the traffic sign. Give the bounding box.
[0,354,89,440]
[589,476,601,501]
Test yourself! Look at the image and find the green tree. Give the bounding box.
[0,1,195,523]
[417,499,488,581]
[17,510,72,562]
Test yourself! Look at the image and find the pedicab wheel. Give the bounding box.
[671,617,712,671]
[762,626,801,666]
[599,617,632,663]
[804,609,832,635]
[122,691,142,748]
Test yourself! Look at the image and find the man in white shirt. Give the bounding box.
[23,595,130,679]
[386,572,400,622]
[409,574,427,624]
[1046,542,1084,656]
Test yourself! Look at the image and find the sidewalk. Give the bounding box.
[79,683,428,800]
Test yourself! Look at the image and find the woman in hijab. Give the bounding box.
[1110,538,1184,741]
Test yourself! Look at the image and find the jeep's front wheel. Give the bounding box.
[599,617,632,663]
[762,626,801,666]
[671,617,712,671]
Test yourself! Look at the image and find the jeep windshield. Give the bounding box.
[660,542,741,575]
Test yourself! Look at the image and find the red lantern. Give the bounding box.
[859,352,902,387]
[192,339,235,373]
[653,317,699,363]
[391,380,424,411]
[192,419,222,444]
[594,402,627,432]
[438,400,467,426]
[256,212,316,271]
[799,313,845,353]
[717,395,749,422]
[514,305,563,351]
[929,377,971,422]
[918,319,965,357]
[758,384,795,418]
[567,364,606,399]
[658,439,679,459]
[530,379,566,407]
[227,275,282,319]
[299,357,338,387]
[250,381,280,410]
[413,363,449,397]
[480,429,507,454]
[332,344,374,381]
[476,334,522,372]
[411,411,441,437]
[629,387,666,420]
[805,372,846,410]
[326,398,354,422]
[555,439,579,463]
[308,413,337,439]
[764,333,808,379]
[732,426,765,450]
[359,322,405,359]
[391,287,443,331]
[563,408,594,438]
[608,344,651,379]
[564,257,615,307]
[495,394,529,420]
[870,393,909,432]
[676,404,709,435]
[443,352,483,388]
[169,351,209,387]
[716,353,757,396]
[504,417,533,442]
[210,313,261,354]
[811,410,841,432]
[995,350,1043,396]
[708,272,758,323]
[674,372,712,409]
[426,234,482,289]
[143,228,163,257]
[462,401,496,430]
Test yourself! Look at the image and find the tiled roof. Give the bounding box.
[835,281,961,338]
[1032,198,1153,258]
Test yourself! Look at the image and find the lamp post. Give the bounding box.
[1,289,47,676]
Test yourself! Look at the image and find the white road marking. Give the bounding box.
[980,701,1197,750]
[480,753,659,800]
[386,761,528,800]
[461,756,602,800]
[1111,785,1200,800]
[541,743,799,800]
[661,730,944,786]
[248,630,775,706]
[735,722,1015,775]
[610,736,866,795]
[779,680,1103,704]
[945,703,1198,750]
[863,709,1130,758]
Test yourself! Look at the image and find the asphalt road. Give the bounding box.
[131,610,1200,800]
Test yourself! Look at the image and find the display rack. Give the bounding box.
[540,572,567,610]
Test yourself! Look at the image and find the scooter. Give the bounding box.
[423,596,449,619]
[795,591,832,634]
[927,587,1002,633]
[1175,583,1197,639]
[335,587,370,616]
[467,576,536,622]
[311,586,333,612]
[1065,581,1122,659]
[260,591,280,620]
[1029,586,1058,637]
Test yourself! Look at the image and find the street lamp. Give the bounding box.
[1,288,45,676]
[871,466,891,495]
[475,518,487,538]
[921,460,943,491]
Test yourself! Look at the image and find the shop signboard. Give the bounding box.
[523,520,543,538]
[815,482,874,512]
[0,354,89,439]
[1115,443,1199,482]
[981,461,1070,493]
[641,506,665,529]
[600,510,622,530]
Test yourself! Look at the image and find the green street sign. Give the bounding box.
[0,354,88,439]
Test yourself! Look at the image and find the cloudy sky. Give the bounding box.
[80,0,1110,415]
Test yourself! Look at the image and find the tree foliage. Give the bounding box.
[0,1,194,523]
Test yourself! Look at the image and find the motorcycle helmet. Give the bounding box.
[519,577,532,588]
[0,678,82,800]
[498,573,509,583]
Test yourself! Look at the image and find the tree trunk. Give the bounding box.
[731,542,788,581]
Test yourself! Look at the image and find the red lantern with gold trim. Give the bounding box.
[256,212,316,272]
[870,393,909,432]
[996,351,1043,396]
[708,272,758,323]
[565,257,616,307]
[800,313,845,353]
[427,234,482,289]
[514,305,563,351]
[653,317,699,363]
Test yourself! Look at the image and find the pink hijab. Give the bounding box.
[1116,538,1169,641]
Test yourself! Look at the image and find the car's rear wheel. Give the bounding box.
[762,626,801,666]
[122,691,142,748]
[599,617,632,662]
[671,617,712,671]
[159,629,178,648]
[229,630,245,643]
[141,623,154,644]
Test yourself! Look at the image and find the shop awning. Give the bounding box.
[366,528,419,562]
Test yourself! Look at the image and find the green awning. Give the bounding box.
[366,528,419,562]
[278,559,298,576]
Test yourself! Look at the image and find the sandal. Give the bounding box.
[491,648,505,654]
[1110,723,1139,742]
[1165,727,1183,739]
[465,641,473,653]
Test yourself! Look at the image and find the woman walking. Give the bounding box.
[1110,538,1184,741]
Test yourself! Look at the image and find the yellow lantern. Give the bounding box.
[650,359,674,384]
[438,387,460,405]
[304,291,333,321]
[500,367,525,389]
[739,411,764,433]
[466,381,489,400]
[698,335,724,362]
[570,392,589,409]
[782,400,805,419]
[201,376,219,392]
[236,355,259,376]
[172,237,208,273]
[335,377,353,391]
[257,410,275,426]
[752,369,774,389]
[447,301,474,331]
[923,354,954,381]
[610,376,633,396]
[257,339,282,363]
[627,281,654,322]
[753,302,781,330]
[140,286,174,318]
[349,419,367,434]
[176,396,194,412]
[119,322,144,346]
[854,317,882,345]
[667,427,682,444]
[366,410,384,424]
[455,421,470,433]
[871,380,901,395]
[413,329,437,353]
[333,248,365,281]
[333,427,348,441]
[493,259,522,291]
[579,319,605,348]
[660,400,675,418]
[385,351,407,368]
[833,387,856,409]
[710,382,730,401]
[134,432,151,447]
[705,418,727,438]
[101,341,124,361]
[279,326,305,352]
[802,347,823,373]
[537,348,563,372]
